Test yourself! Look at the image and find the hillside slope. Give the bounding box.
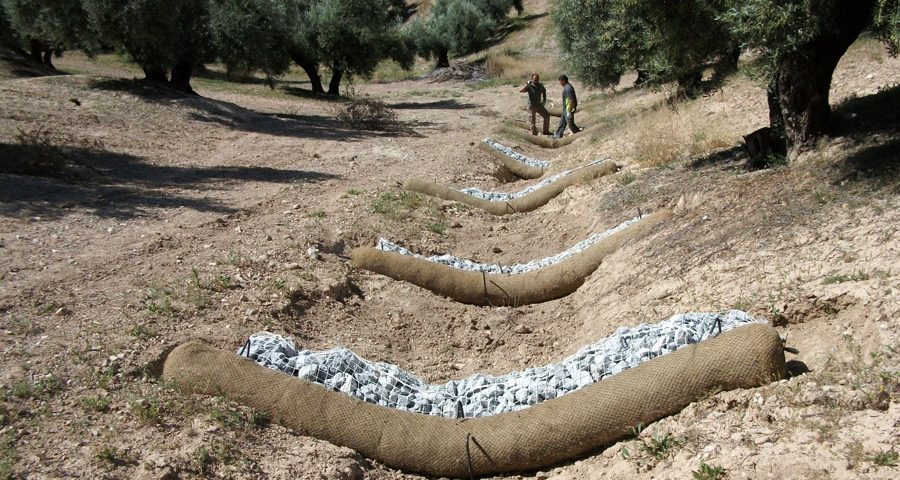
[0,3,898,478]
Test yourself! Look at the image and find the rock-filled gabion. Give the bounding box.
[376,215,641,274]
[240,310,762,418]
[459,160,607,202]
[482,138,550,169]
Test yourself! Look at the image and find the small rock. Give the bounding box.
[513,325,532,334]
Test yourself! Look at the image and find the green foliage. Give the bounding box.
[306,0,413,78]
[1,0,93,56]
[84,0,210,79]
[411,0,520,63]
[207,0,295,80]
[553,0,735,87]
[693,463,728,480]
[868,448,899,467]
[874,0,900,54]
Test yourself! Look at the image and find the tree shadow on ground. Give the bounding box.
[388,99,478,110]
[688,145,747,169]
[0,144,336,220]
[0,50,64,79]
[831,85,900,192]
[193,66,312,88]
[88,78,428,141]
[281,86,346,102]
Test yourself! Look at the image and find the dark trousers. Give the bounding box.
[555,111,580,138]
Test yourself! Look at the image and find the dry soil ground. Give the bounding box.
[1,21,899,480]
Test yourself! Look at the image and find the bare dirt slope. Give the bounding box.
[1,16,899,480]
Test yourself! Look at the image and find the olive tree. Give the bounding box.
[555,0,900,159]
[1,0,93,67]
[84,0,210,92]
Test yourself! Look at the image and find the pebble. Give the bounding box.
[243,311,760,418]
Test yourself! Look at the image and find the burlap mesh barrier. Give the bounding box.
[496,125,580,148]
[162,323,786,477]
[403,161,616,215]
[475,142,546,179]
[351,210,671,306]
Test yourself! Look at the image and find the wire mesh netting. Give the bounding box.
[240,310,763,418]
[458,160,607,202]
[482,138,550,169]
[375,215,642,274]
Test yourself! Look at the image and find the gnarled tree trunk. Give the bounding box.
[327,69,343,96]
[141,65,169,84]
[170,59,195,94]
[436,48,449,69]
[290,50,325,94]
[775,2,872,158]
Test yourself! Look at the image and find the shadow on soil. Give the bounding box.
[88,78,428,140]
[832,84,900,191]
[0,144,336,220]
[389,99,478,110]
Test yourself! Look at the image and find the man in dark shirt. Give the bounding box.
[555,74,580,138]
[519,73,551,135]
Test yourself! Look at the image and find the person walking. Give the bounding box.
[555,74,580,138]
[519,73,551,135]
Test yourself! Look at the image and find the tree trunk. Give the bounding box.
[42,49,53,68]
[775,2,872,158]
[327,69,343,96]
[141,64,169,84]
[634,69,649,87]
[714,45,741,80]
[28,39,43,63]
[300,61,325,94]
[169,60,196,94]
[289,50,326,94]
[436,49,450,69]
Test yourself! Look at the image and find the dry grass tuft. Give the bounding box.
[485,49,559,85]
[626,103,742,167]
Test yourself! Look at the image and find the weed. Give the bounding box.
[0,432,15,480]
[619,172,637,185]
[1,126,104,177]
[823,271,870,285]
[371,190,429,219]
[209,406,244,429]
[425,221,446,235]
[195,444,231,474]
[142,284,176,318]
[299,271,317,282]
[223,250,252,268]
[95,445,134,467]
[640,432,682,459]
[81,395,111,413]
[692,463,727,480]
[868,449,899,467]
[130,398,166,425]
[250,410,271,428]
[129,323,157,339]
[308,210,326,219]
[1,376,63,401]
[346,188,363,196]
[4,315,43,335]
